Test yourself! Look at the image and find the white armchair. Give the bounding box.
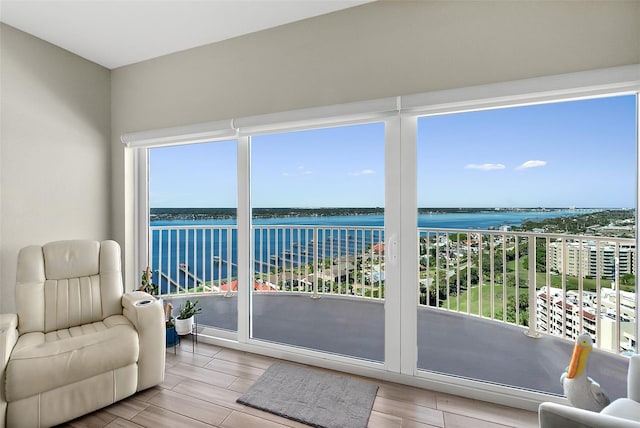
[539,354,640,428]
[0,240,165,427]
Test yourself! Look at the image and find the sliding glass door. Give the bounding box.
[249,122,387,361]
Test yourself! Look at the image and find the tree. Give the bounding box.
[458,267,478,290]
[495,294,529,326]
[621,273,636,286]
[482,250,504,278]
[536,243,547,272]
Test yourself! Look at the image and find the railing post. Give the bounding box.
[312,227,320,299]
[524,235,541,338]
[224,227,234,298]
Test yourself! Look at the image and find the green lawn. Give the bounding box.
[507,257,604,292]
[442,284,524,319]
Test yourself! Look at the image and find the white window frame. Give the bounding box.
[239,117,402,374]
[123,64,640,410]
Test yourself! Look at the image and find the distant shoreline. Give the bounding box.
[149,208,634,238]
[150,206,609,221]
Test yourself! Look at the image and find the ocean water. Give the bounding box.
[417,210,583,229]
[149,210,584,292]
[152,209,583,229]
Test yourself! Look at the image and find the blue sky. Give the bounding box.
[150,95,637,208]
[251,124,385,207]
[418,95,637,208]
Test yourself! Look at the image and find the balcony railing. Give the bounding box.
[150,224,636,354]
[419,229,636,353]
[253,226,385,300]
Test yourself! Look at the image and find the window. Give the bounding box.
[415,95,637,396]
[128,65,639,407]
[148,140,239,333]
[249,123,386,361]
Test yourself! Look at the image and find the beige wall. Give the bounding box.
[0,24,111,313]
[112,1,640,130]
[112,0,640,287]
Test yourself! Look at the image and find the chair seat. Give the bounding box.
[602,398,640,422]
[5,315,139,402]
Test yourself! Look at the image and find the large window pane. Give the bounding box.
[250,123,386,361]
[149,140,238,333]
[416,95,637,397]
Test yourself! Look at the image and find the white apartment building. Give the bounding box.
[536,286,635,352]
[549,242,635,278]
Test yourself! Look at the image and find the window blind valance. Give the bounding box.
[120,97,399,148]
[121,119,236,148]
[402,64,640,116]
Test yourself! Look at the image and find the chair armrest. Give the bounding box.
[122,292,165,390]
[628,355,640,402]
[122,291,159,318]
[0,313,18,370]
[539,402,640,428]
[1,314,19,426]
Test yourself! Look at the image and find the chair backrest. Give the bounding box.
[627,354,640,402]
[15,240,124,334]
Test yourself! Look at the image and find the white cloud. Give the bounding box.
[283,166,313,176]
[516,160,547,170]
[349,169,376,176]
[464,163,506,171]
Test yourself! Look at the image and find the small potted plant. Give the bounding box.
[175,299,202,335]
[138,266,158,296]
[164,302,179,347]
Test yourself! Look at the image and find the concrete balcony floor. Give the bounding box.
[170,293,629,400]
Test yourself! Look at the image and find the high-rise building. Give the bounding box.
[536,286,635,352]
[549,242,635,278]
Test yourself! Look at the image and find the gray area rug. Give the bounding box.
[236,362,378,428]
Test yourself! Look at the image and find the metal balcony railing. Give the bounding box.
[419,228,636,353]
[253,226,385,300]
[150,224,636,354]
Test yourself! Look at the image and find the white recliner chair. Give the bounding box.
[539,354,640,428]
[0,240,165,427]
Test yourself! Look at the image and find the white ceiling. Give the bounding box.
[0,0,372,69]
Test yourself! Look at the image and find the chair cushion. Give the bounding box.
[16,240,126,335]
[43,240,100,280]
[5,315,139,402]
[602,398,640,421]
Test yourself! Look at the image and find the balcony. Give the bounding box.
[151,224,635,402]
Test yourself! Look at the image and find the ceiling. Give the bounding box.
[0,1,372,69]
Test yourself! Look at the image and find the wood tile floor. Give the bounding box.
[59,341,540,428]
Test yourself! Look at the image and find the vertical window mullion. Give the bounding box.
[237,134,251,342]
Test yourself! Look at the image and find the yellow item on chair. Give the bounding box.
[561,333,610,412]
[540,337,640,428]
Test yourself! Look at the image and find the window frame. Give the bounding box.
[126,64,640,409]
